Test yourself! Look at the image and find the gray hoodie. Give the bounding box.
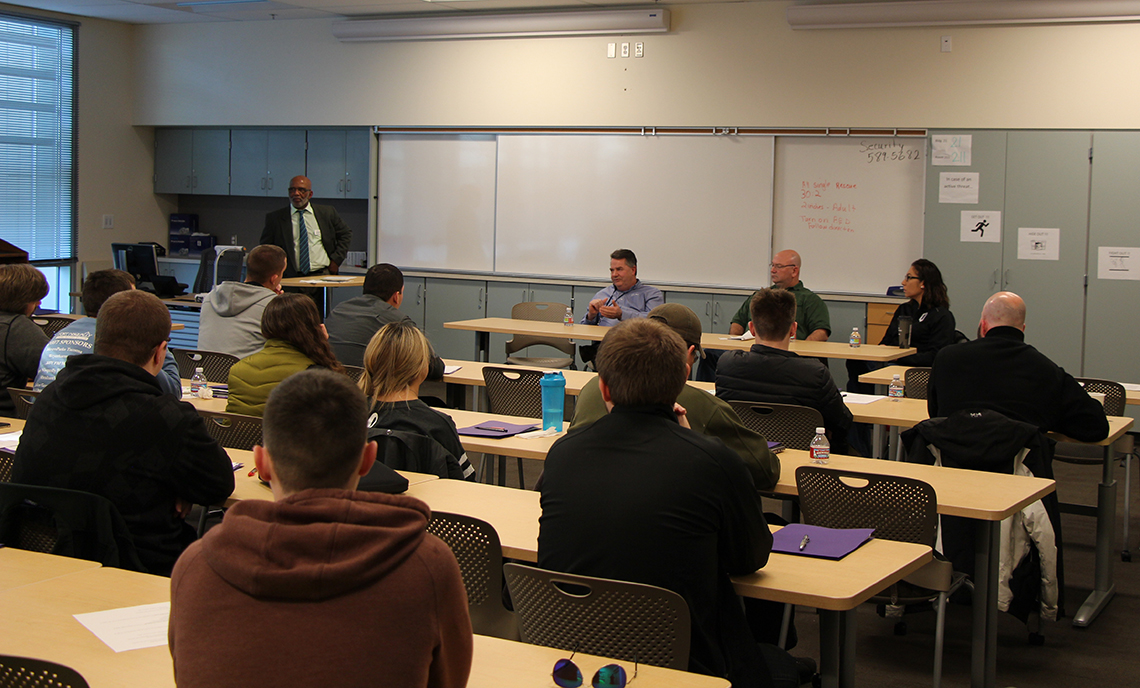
[197,282,275,359]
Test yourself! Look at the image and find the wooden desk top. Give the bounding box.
[442,359,715,396]
[0,548,101,593]
[861,365,1140,407]
[403,479,929,611]
[444,318,917,362]
[440,408,561,461]
[0,565,727,688]
[280,275,365,288]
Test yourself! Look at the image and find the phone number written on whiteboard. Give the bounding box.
[861,141,923,164]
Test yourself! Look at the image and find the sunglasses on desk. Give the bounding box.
[553,650,637,688]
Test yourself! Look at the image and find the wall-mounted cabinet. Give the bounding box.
[306,129,370,200]
[229,129,307,197]
[154,129,231,196]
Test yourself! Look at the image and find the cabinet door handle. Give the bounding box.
[522,289,528,302]
[417,284,423,305]
[338,179,344,193]
[478,288,485,309]
[191,175,197,189]
[260,177,266,190]
[185,175,192,190]
[1003,269,1012,287]
[267,176,273,190]
[705,302,711,316]
[345,178,352,193]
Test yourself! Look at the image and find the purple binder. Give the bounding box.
[772,524,876,560]
[457,421,538,438]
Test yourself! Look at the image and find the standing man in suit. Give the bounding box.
[260,175,352,279]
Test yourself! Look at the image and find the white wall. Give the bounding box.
[133,0,1140,129]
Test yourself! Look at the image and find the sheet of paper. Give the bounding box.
[939,172,979,204]
[960,210,1001,243]
[74,602,170,653]
[931,134,971,166]
[1121,383,1140,392]
[721,332,754,341]
[1017,228,1060,261]
[0,430,22,450]
[841,392,885,404]
[443,365,461,374]
[1097,247,1140,281]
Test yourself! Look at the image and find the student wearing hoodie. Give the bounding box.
[197,244,286,359]
[169,369,473,688]
[12,290,234,576]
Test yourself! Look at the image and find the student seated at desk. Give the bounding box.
[0,263,50,417]
[169,369,473,688]
[360,321,476,481]
[227,293,346,416]
[539,318,801,688]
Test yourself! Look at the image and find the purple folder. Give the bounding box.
[457,421,538,438]
[772,524,876,560]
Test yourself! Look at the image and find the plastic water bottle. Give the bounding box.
[849,326,861,348]
[564,307,574,327]
[540,371,566,432]
[190,367,208,398]
[889,373,903,401]
[809,427,830,465]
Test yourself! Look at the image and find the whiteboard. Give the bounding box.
[378,135,496,272]
[494,135,774,288]
[772,137,926,295]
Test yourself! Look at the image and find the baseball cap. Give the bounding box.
[648,303,704,358]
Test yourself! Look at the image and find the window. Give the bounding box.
[0,12,76,311]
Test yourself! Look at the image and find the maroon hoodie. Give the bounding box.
[169,489,472,688]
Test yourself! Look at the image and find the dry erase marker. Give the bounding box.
[248,466,258,477]
[799,535,810,551]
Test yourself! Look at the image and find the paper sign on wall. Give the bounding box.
[1017,228,1060,261]
[939,172,979,204]
[1098,247,1140,280]
[960,211,1001,243]
[932,135,972,166]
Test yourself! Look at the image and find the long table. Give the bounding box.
[860,365,1140,406]
[0,560,728,688]
[403,478,930,688]
[443,317,916,363]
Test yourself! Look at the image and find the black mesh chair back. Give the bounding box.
[1075,378,1125,416]
[192,247,218,294]
[195,409,263,450]
[171,348,240,383]
[0,449,12,483]
[795,466,937,546]
[0,483,145,572]
[505,302,575,369]
[0,656,90,688]
[903,367,932,400]
[6,388,40,420]
[426,511,518,640]
[504,563,691,670]
[727,401,824,451]
[343,365,366,383]
[482,366,544,419]
[30,316,74,338]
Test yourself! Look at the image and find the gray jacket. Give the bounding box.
[198,282,276,359]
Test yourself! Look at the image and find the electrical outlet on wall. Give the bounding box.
[102,214,114,229]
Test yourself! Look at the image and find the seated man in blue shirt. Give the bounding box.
[579,248,663,367]
[33,269,181,397]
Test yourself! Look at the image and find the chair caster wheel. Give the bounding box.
[1028,632,1045,646]
[893,621,907,636]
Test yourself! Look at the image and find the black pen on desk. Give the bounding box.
[799,535,810,551]
[476,425,509,433]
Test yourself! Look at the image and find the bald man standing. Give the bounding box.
[928,291,1108,442]
[260,175,352,278]
[728,250,830,342]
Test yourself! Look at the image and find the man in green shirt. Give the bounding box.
[729,249,830,342]
[570,303,780,491]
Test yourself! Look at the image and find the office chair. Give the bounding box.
[0,656,90,688]
[6,387,40,420]
[171,348,240,384]
[903,367,931,400]
[480,366,543,487]
[426,512,519,640]
[505,302,575,370]
[727,400,824,451]
[30,315,74,338]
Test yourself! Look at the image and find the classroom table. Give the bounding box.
[280,273,364,314]
[402,477,930,688]
[859,365,1140,406]
[0,560,726,688]
[0,547,101,592]
[443,317,916,363]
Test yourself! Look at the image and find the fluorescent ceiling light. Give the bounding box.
[175,0,266,7]
[332,8,670,41]
[788,0,1140,29]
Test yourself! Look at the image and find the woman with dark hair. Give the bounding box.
[227,293,344,416]
[878,258,956,365]
[0,264,50,417]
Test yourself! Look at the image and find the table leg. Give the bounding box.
[872,424,884,459]
[475,331,490,363]
[819,610,840,688]
[971,520,999,688]
[1073,445,1117,627]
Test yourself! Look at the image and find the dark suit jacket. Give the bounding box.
[260,204,352,277]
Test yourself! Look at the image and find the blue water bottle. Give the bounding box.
[540,371,566,432]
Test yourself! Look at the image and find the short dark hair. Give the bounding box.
[596,319,687,407]
[245,245,287,285]
[911,258,950,310]
[362,263,404,301]
[750,288,796,340]
[0,264,49,313]
[94,290,171,366]
[610,249,637,269]
[263,369,369,491]
[81,269,134,317]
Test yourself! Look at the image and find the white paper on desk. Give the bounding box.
[841,392,886,405]
[74,602,170,653]
[1121,383,1140,392]
[723,332,754,341]
[0,430,21,450]
[444,365,461,374]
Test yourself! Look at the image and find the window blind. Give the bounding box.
[0,13,75,261]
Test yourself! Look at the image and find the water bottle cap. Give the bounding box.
[892,374,900,380]
[815,427,826,434]
[195,367,204,373]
